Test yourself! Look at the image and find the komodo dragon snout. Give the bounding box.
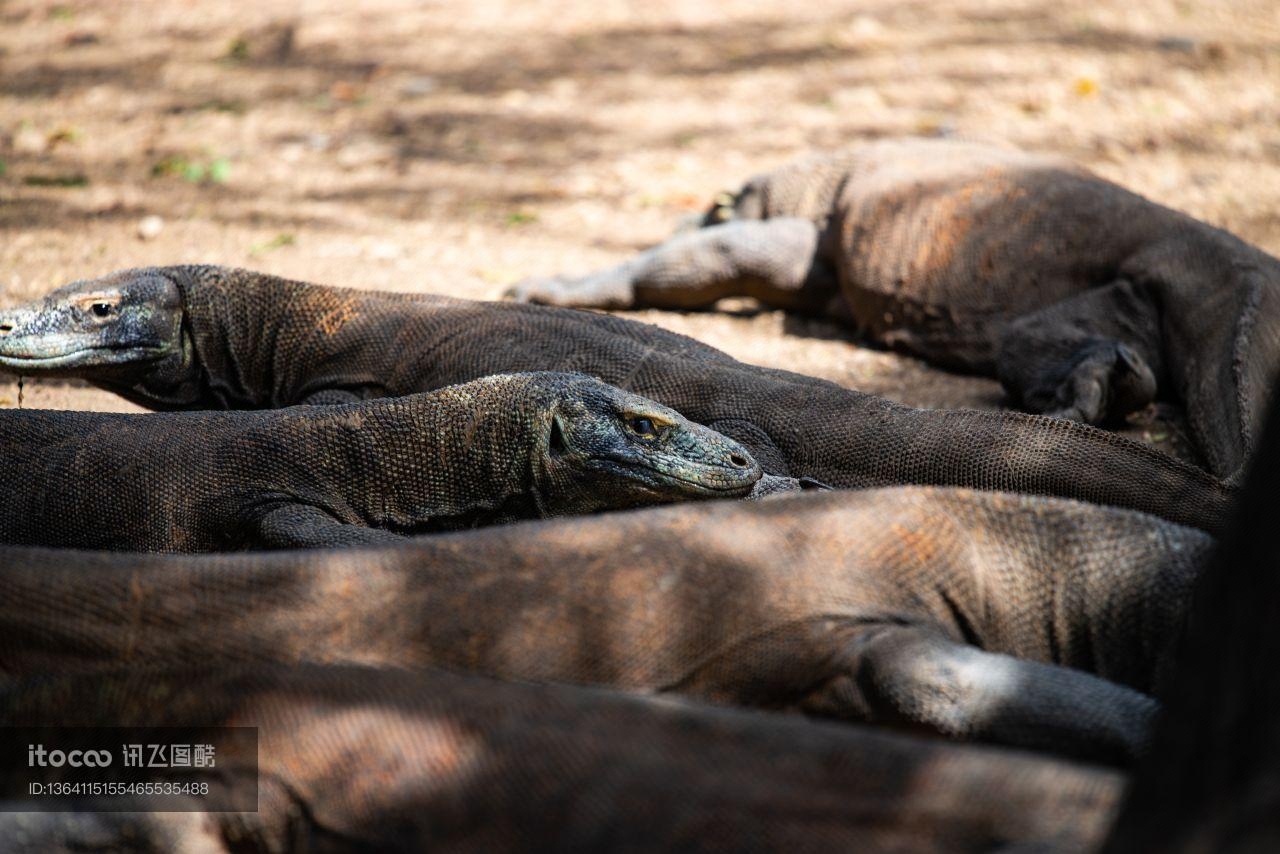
[536,376,763,512]
[0,269,184,374]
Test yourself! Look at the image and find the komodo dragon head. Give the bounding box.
[0,269,185,378]
[530,374,763,513]
[699,175,769,227]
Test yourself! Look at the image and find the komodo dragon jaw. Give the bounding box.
[535,377,763,512]
[0,270,183,376]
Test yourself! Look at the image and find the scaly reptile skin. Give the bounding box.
[0,265,1233,533]
[0,664,1123,853]
[1103,374,1280,853]
[0,371,760,551]
[507,138,1280,484]
[0,486,1212,764]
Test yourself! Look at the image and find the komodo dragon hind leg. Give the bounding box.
[250,503,408,550]
[505,218,835,314]
[996,278,1162,425]
[805,625,1158,766]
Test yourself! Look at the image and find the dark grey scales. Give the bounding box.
[0,371,761,551]
[0,263,1233,532]
[1,485,1213,765]
[1105,365,1280,853]
[507,137,1280,485]
[0,664,1123,854]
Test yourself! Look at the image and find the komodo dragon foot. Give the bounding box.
[505,273,634,308]
[1028,340,1158,426]
[747,473,833,498]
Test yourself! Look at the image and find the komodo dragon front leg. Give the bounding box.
[506,218,841,315]
[997,278,1163,425]
[251,502,408,549]
[670,618,1157,765]
[807,624,1157,765]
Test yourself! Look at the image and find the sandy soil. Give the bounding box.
[3,0,1278,464]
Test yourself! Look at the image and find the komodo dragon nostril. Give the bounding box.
[729,454,748,468]
[0,323,12,335]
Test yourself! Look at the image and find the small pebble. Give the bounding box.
[137,215,164,241]
[1156,37,1197,53]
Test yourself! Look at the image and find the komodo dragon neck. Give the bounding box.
[165,264,446,410]
[256,376,561,532]
[118,264,730,411]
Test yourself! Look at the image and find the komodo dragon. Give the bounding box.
[0,371,761,551]
[0,664,1122,854]
[0,264,1233,532]
[506,138,1280,484]
[0,486,1214,764]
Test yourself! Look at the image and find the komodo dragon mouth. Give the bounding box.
[587,457,758,495]
[0,343,167,370]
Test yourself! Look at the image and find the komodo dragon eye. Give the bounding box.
[627,416,658,438]
[78,296,120,319]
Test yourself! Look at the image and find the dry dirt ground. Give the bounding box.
[2,0,1279,465]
